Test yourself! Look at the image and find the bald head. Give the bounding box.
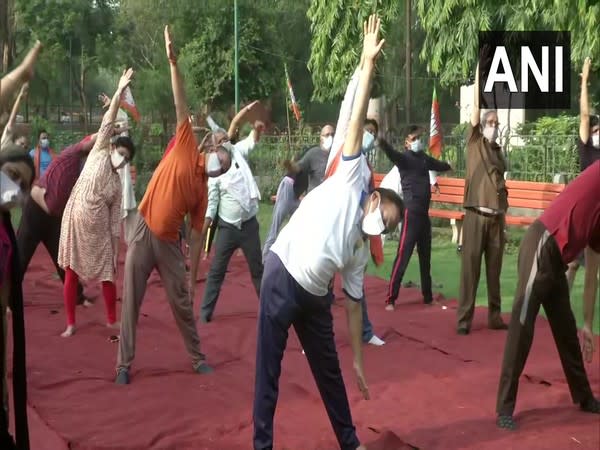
[320,124,335,151]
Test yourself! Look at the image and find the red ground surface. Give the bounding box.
[9,246,600,449]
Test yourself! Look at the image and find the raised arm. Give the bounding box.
[0,41,41,112]
[227,100,259,139]
[164,25,190,126]
[471,62,480,127]
[95,68,134,149]
[1,83,28,144]
[344,15,385,158]
[579,57,591,144]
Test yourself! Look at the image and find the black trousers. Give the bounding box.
[387,209,432,304]
[17,197,84,302]
[253,252,360,450]
[200,216,263,322]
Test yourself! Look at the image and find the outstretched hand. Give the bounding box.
[362,14,385,62]
[164,25,176,63]
[118,68,134,92]
[353,360,370,400]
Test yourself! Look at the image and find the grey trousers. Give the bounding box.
[262,178,300,263]
[116,213,205,371]
[201,216,263,322]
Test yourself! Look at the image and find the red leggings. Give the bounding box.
[64,268,117,326]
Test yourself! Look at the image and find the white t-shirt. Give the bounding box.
[271,153,370,300]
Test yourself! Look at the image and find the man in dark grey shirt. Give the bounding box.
[293,124,334,193]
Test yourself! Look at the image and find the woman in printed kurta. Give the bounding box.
[58,68,136,337]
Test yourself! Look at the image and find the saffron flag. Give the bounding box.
[284,64,302,122]
[428,86,442,158]
[120,86,141,123]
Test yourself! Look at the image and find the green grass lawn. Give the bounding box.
[255,203,598,333]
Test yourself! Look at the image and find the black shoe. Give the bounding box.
[194,362,214,375]
[115,368,130,385]
[580,397,600,414]
[457,327,470,335]
[496,415,516,430]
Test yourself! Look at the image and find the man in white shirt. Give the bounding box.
[253,15,402,450]
[200,121,265,322]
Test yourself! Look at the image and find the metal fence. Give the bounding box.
[41,129,582,199]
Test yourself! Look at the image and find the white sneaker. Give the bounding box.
[367,335,385,346]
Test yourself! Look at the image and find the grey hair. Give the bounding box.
[480,110,498,126]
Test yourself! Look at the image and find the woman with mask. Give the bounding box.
[0,147,35,450]
[57,68,136,338]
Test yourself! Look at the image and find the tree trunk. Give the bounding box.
[404,0,412,125]
[79,48,89,133]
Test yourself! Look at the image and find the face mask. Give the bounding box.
[40,138,50,149]
[361,196,385,236]
[206,152,223,177]
[110,150,126,169]
[0,171,23,209]
[483,126,498,143]
[322,135,333,151]
[592,133,599,149]
[410,139,424,152]
[362,131,375,154]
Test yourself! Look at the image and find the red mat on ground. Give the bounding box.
[10,246,600,449]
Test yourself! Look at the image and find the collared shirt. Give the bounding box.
[463,124,508,214]
[539,161,600,264]
[38,139,88,217]
[271,153,370,300]
[205,134,259,229]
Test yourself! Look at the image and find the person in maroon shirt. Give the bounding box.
[16,135,98,304]
[496,161,600,430]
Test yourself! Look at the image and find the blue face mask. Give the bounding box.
[361,131,375,154]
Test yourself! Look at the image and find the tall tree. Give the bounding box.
[306,0,402,102]
[415,0,600,88]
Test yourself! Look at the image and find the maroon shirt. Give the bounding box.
[539,160,600,264]
[38,136,91,217]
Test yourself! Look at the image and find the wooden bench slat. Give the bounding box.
[505,215,537,226]
[508,198,553,209]
[429,209,465,220]
[506,180,565,193]
[431,194,464,204]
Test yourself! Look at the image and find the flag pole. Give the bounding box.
[284,64,292,152]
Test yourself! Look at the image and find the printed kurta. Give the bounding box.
[58,119,122,282]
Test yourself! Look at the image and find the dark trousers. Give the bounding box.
[253,252,360,450]
[17,197,84,302]
[496,220,593,416]
[387,209,432,304]
[200,216,263,322]
[457,209,505,329]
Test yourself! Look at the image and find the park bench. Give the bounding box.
[372,175,565,244]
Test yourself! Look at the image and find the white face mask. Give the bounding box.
[592,133,599,149]
[0,171,23,209]
[483,126,498,143]
[206,152,223,177]
[410,139,424,152]
[40,138,50,149]
[110,150,126,169]
[322,135,333,151]
[361,196,386,236]
[362,131,376,154]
